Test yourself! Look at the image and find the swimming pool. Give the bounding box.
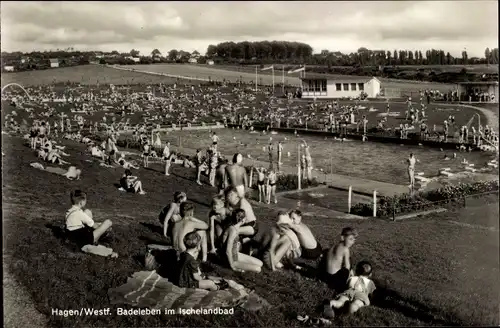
[160,128,497,185]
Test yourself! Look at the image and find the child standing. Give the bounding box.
[174,232,218,291]
[323,261,376,318]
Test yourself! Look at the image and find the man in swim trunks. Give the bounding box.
[407,153,418,190]
[225,153,248,199]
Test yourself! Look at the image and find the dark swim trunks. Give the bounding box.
[322,267,350,292]
[301,243,323,260]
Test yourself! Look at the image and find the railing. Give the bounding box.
[389,189,499,220]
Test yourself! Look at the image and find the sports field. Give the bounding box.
[125,64,458,93]
[0,65,195,87]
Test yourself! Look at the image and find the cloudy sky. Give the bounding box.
[1,1,498,57]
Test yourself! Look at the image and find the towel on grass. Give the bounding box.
[108,271,270,311]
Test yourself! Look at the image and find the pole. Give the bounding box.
[282,66,285,94]
[255,66,258,92]
[373,190,377,217]
[297,144,302,190]
[272,66,275,93]
[348,186,352,213]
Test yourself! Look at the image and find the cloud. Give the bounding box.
[1,1,497,57]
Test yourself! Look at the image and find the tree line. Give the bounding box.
[204,41,499,66]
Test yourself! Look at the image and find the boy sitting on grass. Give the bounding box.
[65,190,116,256]
[320,227,357,292]
[172,202,209,262]
[174,231,222,291]
[119,169,146,195]
[209,195,230,254]
[159,191,187,239]
[323,261,376,318]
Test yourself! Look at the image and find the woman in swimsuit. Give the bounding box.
[266,169,278,204]
[220,209,263,273]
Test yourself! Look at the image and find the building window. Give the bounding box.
[315,80,321,92]
[351,83,357,91]
[321,80,327,92]
[343,83,349,91]
[358,83,364,91]
[303,80,309,92]
[336,83,341,91]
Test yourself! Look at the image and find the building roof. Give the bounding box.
[300,73,378,83]
[457,81,499,85]
[49,58,59,63]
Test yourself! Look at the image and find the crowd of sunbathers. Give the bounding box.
[5,80,498,320]
[65,184,376,317]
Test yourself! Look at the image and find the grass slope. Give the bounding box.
[0,65,193,87]
[3,134,499,327]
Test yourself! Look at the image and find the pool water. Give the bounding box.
[160,128,497,185]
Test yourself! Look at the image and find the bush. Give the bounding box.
[350,180,499,218]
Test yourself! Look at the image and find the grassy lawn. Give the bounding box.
[3,134,499,327]
[0,65,187,87]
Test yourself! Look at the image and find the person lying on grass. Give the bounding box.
[320,227,357,292]
[322,260,376,318]
[65,189,115,254]
[116,153,139,170]
[174,231,222,291]
[119,169,146,195]
[219,209,263,273]
[209,195,230,254]
[159,191,187,239]
[172,202,209,262]
[46,149,71,165]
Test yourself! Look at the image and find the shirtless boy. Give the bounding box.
[172,202,209,262]
[159,191,187,239]
[255,167,266,203]
[321,227,357,292]
[225,153,248,199]
[208,195,230,253]
[215,159,228,195]
[288,210,322,260]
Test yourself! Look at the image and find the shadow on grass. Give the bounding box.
[371,284,462,326]
[288,258,463,326]
[45,223,80,252]
[140,222,164,237]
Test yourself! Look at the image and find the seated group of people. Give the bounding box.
[157,188,377,315]
[30,134,71,165]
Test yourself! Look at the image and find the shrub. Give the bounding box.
[350,180,499,218]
